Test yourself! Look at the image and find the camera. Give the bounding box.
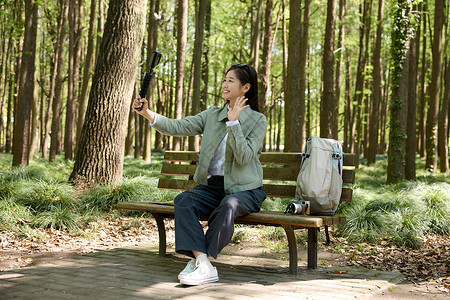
[284,200,310,215]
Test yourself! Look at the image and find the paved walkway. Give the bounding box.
[0,244,403,300]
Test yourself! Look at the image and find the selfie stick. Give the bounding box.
[137,51,162,111]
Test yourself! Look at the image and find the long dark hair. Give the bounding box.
[226,63,259,112]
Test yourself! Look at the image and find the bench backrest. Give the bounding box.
[158,151,355,203]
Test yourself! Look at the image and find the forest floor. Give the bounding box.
[0,215,449,299]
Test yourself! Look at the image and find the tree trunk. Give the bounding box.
[418,2,427,158]
[201,0,211,112]
[353,0,371,167]
[173,0,188,151]
[251,0,264,71]
[425,0,444,172]
[69,0,146,186]
[76,0,97,148]
[143,0,160,162]
[189,0,206,151]
[50,0,68,162]
[405,18,419,180]
[334,0,346,140]
[438,58,450,173]
[387,0,410,184]
[297,0,311,147]
[320,0,337,139]
[284,0,301,152]
[259,0,276,117]
[367,0,384,165]
[65,0,83,160]
[12,0,37,166]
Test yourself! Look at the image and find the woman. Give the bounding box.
[133,63,267,285]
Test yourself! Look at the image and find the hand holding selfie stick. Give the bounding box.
[137,51,162,111]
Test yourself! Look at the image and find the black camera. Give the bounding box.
[284,200,310,215]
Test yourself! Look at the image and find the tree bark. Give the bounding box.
[12,0,37,166]
[251,0,264,71]
[425,0,444,172]
[386,0,410,184]
[173,0,188,151]
[284,0,301,152]
[367,0,384,165]
[76,0,97,148]
[418,2,427,158]
[353,0,371,168]
[320,0,337,139]
[65,0,83,160]
[297,0,311,147]
[405,19,419,180]
[50,0,69,162]
[189,0,207,151]
[438,58,450,173]
[69,0,146,186]
[143,0,160,162]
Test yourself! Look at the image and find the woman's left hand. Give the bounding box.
[228,96,249,121]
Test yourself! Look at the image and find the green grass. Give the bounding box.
[0,152,449,249]
[336,155,450,247]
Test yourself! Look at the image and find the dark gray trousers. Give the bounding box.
[174,176,266,259]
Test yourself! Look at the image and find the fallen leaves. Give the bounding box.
[334,235,450,294]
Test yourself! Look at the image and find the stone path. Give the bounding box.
[0,244,404,299]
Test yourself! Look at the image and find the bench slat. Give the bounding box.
[164,151,356,167]
[116,202,343,228]
[161,163,355,184]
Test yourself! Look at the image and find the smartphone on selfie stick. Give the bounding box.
[137,51,162,111]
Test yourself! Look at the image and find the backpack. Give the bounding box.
[294,136,343,215]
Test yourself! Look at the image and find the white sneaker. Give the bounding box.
[178,259,196,279]
[179,260,218,285]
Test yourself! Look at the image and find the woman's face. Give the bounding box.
[222,70,248,102]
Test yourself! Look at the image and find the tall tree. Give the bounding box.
[334,0,346,140]
[189,0,207,151]
[259,0,276,117]
[367,0,384,165]
[250,0,264,71]
[439,58,450,173]
[386,0,411,184]
[143,0,161,162]
[425,0,444,172]
[76,0,97,148]
[65,0,83,160]
[69,0,146,186]
[320,0,337,139]
[405,9,420,180]
[284,0,301,152]
[173,0,188,151]
[298,0,311,147]
[12,0,37,166]
[353,0,372,167]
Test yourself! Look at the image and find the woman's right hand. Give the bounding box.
[133,96,156,123]
[133,95,148,112]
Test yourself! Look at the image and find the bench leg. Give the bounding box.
[325,225,331,245]
[307,228,318,269]
[282,225,298,275]
[151,213,166,257]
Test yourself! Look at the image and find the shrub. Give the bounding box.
[14,180,78,213]
[81,176,159,212]
[31,206,80,231]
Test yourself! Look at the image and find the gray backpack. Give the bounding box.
[295,136,343,215]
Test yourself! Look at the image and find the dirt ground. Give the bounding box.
[1,217,449,299]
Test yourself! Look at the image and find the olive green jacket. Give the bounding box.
[153,105,267,194]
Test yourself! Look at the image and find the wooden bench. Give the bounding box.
[117,151,355,275]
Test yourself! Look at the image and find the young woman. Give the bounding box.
[133,63,267,285]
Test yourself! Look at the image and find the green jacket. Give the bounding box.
[153,105,267,194]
